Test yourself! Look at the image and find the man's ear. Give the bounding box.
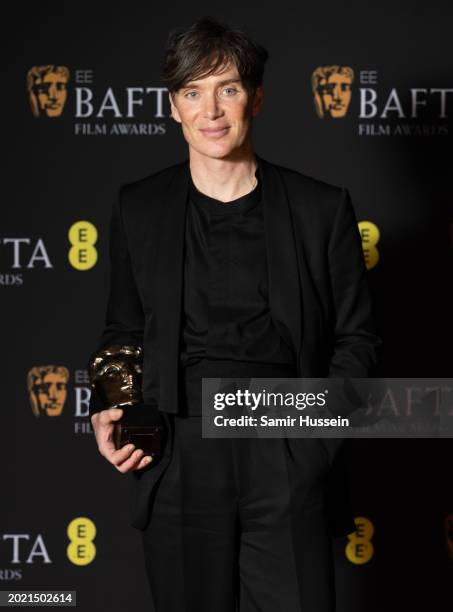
[169,92,181,123]
[251,85,264,116]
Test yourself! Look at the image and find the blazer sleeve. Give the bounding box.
[327,187,382,377]
[87,186,145,416]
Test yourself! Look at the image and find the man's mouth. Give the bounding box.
[200,127,230,138]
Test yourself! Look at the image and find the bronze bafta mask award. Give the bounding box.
[88,345,165,460]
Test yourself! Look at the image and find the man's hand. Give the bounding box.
[91,407,153,473]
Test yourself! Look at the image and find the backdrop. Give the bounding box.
[3,3,452,611]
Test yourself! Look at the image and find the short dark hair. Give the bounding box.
[161,16,269,96]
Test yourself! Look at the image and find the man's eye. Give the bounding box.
[223,87,238,95]
[185,91,198,99]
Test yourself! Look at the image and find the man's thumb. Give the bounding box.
[109,407,123,419]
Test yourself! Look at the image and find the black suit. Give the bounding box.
[88,153,381,608]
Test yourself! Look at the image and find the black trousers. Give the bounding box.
[140,413,335,612]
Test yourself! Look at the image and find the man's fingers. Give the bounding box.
[108,443,138,466]
[133,455,154,471]
[115,447,145,473]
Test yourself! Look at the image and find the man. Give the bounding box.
[88,16,381,612]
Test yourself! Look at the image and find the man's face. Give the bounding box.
[169,63,263,159]
[318,73,352,118]
[34,72,68,117]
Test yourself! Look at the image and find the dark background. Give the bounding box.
[3,3,452,610]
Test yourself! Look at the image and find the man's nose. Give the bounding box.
[203,92,223,119]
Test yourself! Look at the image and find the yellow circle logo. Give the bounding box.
[345,516,374,564]
[358,221,380,270]
[66,517,96,565]
[68,221,98,270]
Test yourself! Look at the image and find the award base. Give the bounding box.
[113,403,166,460]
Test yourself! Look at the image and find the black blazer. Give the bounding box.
[88,153,382,534]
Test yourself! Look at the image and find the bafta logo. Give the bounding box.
[27,65,70,118]
[28,366,69,417]
[312,66,354,119]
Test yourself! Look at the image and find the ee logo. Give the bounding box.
[68,221,98,270]
[346,516,374,564]
[67,517,96,565]
[359,221,380,270]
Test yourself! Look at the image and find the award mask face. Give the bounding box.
[28,366,69,417]
[88,345,143,409]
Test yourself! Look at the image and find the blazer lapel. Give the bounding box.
[153,155,304,414]
[257,154,303,370]
[154,159,190,413]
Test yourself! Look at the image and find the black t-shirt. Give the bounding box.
[179,157,296,414]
